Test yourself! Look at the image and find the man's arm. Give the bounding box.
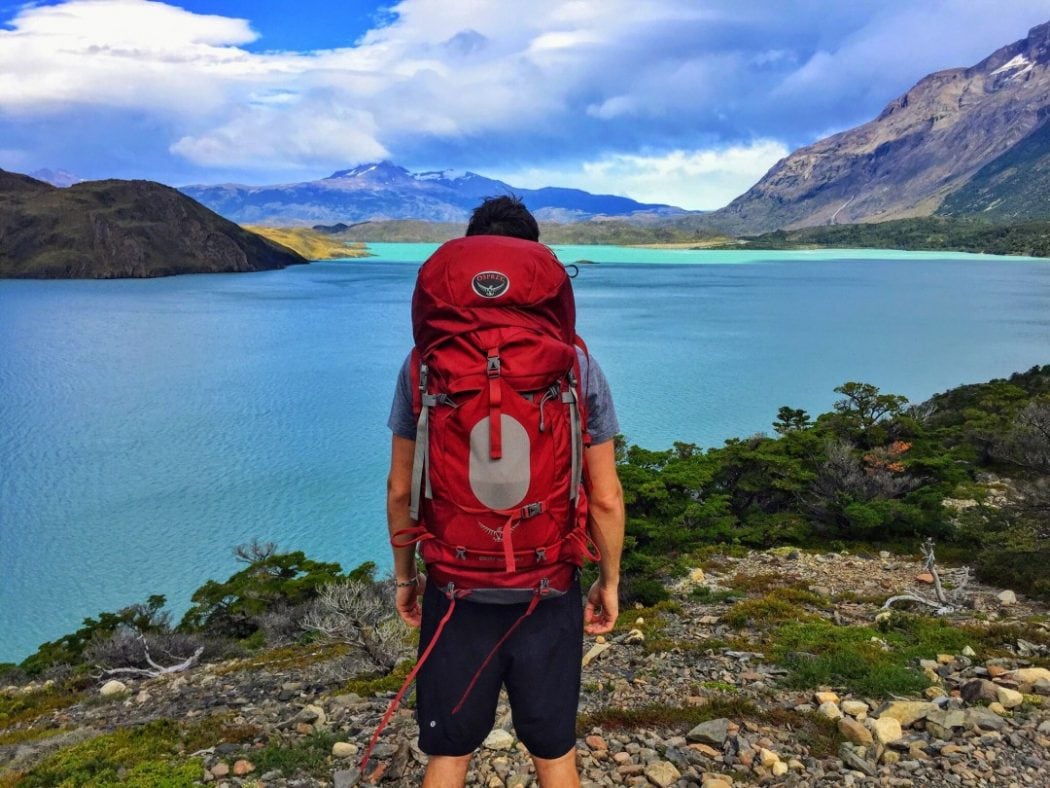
[388,434,425,627]
[582,439,624,635]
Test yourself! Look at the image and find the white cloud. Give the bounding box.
[0,0,1048,188]
[490,141,791,210]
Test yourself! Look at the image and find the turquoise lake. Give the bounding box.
[2,244,1049,662]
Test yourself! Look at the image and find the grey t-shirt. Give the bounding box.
[387,349,619,445]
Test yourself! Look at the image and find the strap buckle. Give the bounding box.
[520,501,544,519]
[486,353,501,378]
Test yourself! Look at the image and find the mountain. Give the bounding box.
[180,161,686,225]
[28,168,83,188]
[0,170,306,278]
[937,111,1050,220]
[703,21,1050,233]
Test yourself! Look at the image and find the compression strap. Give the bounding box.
[359,589,459,774]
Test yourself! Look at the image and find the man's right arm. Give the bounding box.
[582,438,624,635]
[388,434,425,627]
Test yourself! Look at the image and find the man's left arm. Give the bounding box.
[582,439,624,635]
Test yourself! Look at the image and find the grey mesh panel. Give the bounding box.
[469,414,530,509]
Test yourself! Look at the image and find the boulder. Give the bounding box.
[687,718,730,746]
[870,717,903,744]
[644,761,681,788]
[996,590,1017,605]
[838,717,874,745]
[99,680,128,697]
[961,679,999,704]
[995,686,1024,709]
[877,701,935,728]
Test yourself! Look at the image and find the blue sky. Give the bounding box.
[1,0,1049,208]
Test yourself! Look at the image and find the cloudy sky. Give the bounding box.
[1,0,1048,209]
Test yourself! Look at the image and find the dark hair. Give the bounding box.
[465,195,539,242]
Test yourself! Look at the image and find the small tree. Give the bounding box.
[178,544,344,639]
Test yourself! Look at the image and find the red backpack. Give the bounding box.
[394,234,595,599]
[363,235,597,771]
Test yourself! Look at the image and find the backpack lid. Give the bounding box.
[411,235,576,351]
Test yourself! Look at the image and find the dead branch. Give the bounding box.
[102,635,204,678]
[880,539,972,617]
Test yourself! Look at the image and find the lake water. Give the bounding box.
[2,245,1049,663]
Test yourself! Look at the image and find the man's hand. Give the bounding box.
[395,573,426,628]
[584,579,618,635]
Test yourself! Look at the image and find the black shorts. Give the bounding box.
[415,578,583,759]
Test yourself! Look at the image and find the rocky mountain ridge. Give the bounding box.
[180,161,687,225]
[705,21,1050,233]
[0,170,305,278]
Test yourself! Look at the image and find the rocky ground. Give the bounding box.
[3,548,1049,787]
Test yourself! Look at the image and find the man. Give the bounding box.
[386,196,625,787]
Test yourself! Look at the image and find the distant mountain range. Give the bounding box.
[0,170,305,278]
[701,20,1050,233]
[180,161,688,225]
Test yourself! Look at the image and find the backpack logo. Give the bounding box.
[472,271,510,298]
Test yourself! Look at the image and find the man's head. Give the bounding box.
[465,195,539,242]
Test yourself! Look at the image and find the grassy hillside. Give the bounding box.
[939,119,1050,222]
[720,216,1050,258]
[0,171,305,278]
[243,226,372,260]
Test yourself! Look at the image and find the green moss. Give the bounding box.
[341,659,414,697]
[0,685,84,729]
[689,587,745,603]
[214,641,349,675]
[722,589,824,629]
[0,725,71,747]
[252,730,339,777]
[770,613,974,697]
[576,694,758,735]
[16,719,204,787]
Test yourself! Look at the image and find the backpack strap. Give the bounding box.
[563,370,583,502]
[409,360,434,521]
[486,346,502,460]
[359,583,466,774]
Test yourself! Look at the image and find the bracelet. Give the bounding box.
[394,575,419,588]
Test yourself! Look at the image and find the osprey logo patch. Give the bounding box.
[472,271,510,298]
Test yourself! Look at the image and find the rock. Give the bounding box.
[838,718,874,745]
[926,708,967,739]
[878,701,935,728]
[701,776,734,788]
[924,686,947,700]
[332,742,359,758]
[961,645,976,657]
[961,679,1000,703]
[966,707,1006,731]
[758,748,780,767]
[483,729,515,750]
[687,718,730,746]
[986,664,1009,678]
[838,743,877,776]
[997,590,1017,605]
[870,717,903,744]
[688,743,720,758]
[814,691,840,705]
[625,629,645,645]
[772,760,789,776]
[99,680,128,697]
[333,769,361,788]
[644,760,681,787]
[582,642,611,667]
[210,762,230,778]
[936,653,954,665]
[995,686,1024,709]
[689,568,706,583]
[1012,667,1050,684]
[841,700,868,717]
[232,760,254,776]
[817,701,843,721]
[987,701,1007,715]
[585,735,607,751]
[915,572,935,584]
[298,703,326,726]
